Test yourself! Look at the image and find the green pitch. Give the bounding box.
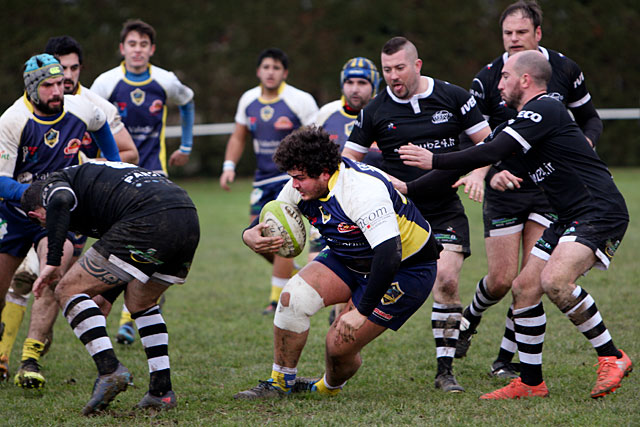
[1,171,638,425]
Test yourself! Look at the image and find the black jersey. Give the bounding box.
[486,95,627,223]
[40,161,195,238]
[346,77,488,211]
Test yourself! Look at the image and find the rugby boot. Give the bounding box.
[455,308,479,359]
[233,379,289,400]
[480,377,549,399]
[435,370,465,393]
[136,390,177,409]
[82,363,132,415]
[116,322,136,345]
[262,301,278,315]
[0,355,9,382]
[14,358,45,389]
[590,349,633,398]
[292,376,342,395]
[489,360,520,379]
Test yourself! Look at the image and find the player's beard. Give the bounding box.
[38,96,64,115]
[502,84,524,110]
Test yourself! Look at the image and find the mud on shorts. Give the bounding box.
[313,248,436,331]
[86,207,200,304]
[249,178,289,216]
[423,198,471,257]
[483,186,556,238]
[531,217,628,271]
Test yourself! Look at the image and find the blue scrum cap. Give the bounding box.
[340,57,381,96]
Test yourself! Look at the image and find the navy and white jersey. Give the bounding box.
[315,99,358,151]
[235,82,318,186]
[40,161,195,238]
[345,77,488,210]
[74,84,125,159]
[489,94,627,223]
[277,157,439,270]
[91,63,194,174]
[471,47,592,130]
[0,93,107,185]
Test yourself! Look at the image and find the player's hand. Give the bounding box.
[490,170,523,191]
[398,143,434,170]
[32,265,61,298]
[242,223,284,254]
[169,150,190,167]
[335,306,367,343]
[220,170,236,191]
[388,174,408,194]
[453,172,485,203]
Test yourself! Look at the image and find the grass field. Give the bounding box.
[1,170,639,426]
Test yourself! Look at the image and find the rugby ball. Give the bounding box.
[259,200,306,258]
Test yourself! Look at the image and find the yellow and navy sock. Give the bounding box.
[270,363,296,392]
[119,304,133,327]
[313,374,344,395]
[269,277,288,305]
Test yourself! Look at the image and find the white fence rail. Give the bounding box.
[164,108,640,139]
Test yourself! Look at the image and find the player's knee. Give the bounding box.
[274,275,324,334]
[435,271,458,296]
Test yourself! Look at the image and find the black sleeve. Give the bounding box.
[432,132,521,171]
[570,101,603,146]
[45,190,76,266]
[355,236,402,317]
[406,169,469,200]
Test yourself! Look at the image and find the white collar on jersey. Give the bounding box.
[386,76,435,114]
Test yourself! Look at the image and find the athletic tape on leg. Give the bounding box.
[273,275,324,334]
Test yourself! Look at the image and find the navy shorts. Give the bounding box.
[423,198,471,257]
[69,233,89,257]
[314,248,436,331]
[532,217,628,271]
[483,186,556,238]
[249,179,289,216]
[0,202,48,257]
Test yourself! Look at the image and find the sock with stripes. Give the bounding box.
[132,304,172,397]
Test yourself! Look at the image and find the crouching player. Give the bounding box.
[234,126,440,399]
[21,161,199,415]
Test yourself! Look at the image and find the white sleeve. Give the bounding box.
[297,92,319,126]
[163,72,194,106]
[234,88,258,126]
[0,109,23,178]
[89,70,117,100]
[81,87,124,134]
[275,179,300,205]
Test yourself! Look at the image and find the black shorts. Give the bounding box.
[422,198,471,257]
[89,207,200,285]
[532,217,628,271]
[483,186,556,238]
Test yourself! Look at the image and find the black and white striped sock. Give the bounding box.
[132,305,172,397]
[513,302,546,386]
[63,293,119,375]
[432,303,462,372]
[467,276,501,322]
[496,305,517,362]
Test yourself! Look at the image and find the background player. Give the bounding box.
[454,0,604,380]
[219,48,318,314]
[343,36,491,392]
[91,19,195,344]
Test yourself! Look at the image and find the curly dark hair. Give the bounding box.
[273,126,341,178]
[21,179,47,215]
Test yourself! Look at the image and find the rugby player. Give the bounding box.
[91,19,195,345]
[343,36,491,392]
[0,54,121,385]
[234,125,440,399]
[22,161,199,414]
[454,0,604,380]
[219,48,318,315]
[398,50,631,399]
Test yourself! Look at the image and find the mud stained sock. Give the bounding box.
[133,305,172,396]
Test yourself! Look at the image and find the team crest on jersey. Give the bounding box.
[344,120,355,137]
[149,99,163,115]
[130,88,146,106]
[432,110,453,124]
[274,116,294,130]
[381,282,404,305]
[0,218,7,240]
[260,105,274,122]
[318,206,331,224]
[63,138,82,155]
[43,128,60,148]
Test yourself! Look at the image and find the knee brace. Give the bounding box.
[273,275,324,334]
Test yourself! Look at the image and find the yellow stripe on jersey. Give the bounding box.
[397,214,430,260]
[159,105,168,175]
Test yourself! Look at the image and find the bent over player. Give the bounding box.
[234,126,440,399]
[21,162,199,414]
[398,50,631,399]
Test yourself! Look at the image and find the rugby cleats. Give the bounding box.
[136,390,177,410]
[0,355,9,382]
[292,376,342,395]
[489,360,520,379]
[14,358,45,389]
[435,370,465,393]
[233,379,289,400]
[590,349,633,398]
[116,322,136,345]
[82,363,131,415]
[480,377,549,400]
[262,301,278,315]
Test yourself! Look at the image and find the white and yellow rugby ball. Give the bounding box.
[259,200,306,258]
